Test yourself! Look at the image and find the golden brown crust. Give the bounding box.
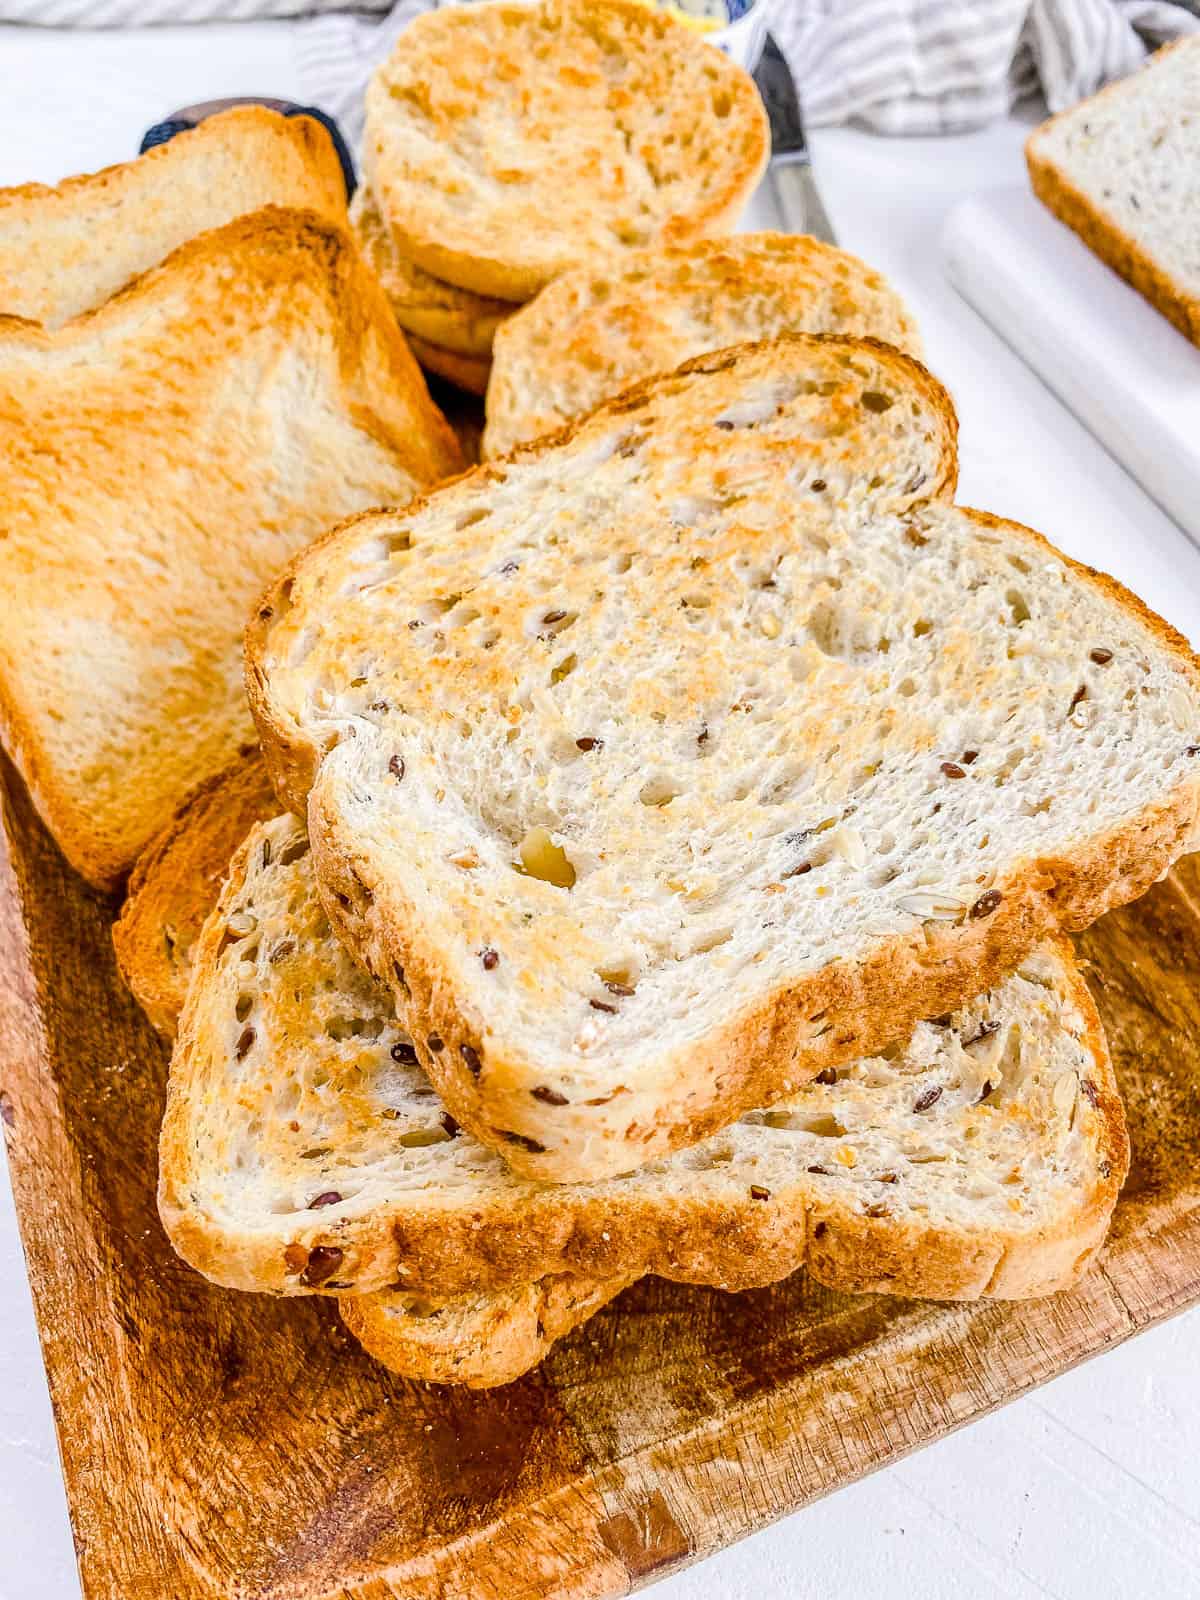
[1025,44,1200,347]
[406,332,492,396]
[0,205,460,891]
[113,756,279,1036]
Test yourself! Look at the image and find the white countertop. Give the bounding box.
[1,19,1198,1599]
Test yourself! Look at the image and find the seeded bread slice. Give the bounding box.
[0,206,460,890]
[1026,37,1200,346]
[341,1273,633,1387]
[0,105,347,329]
[363,0,769,300]
[113,760,617,1384]
[483,231,922,456]
[247,333,1200,1182]
[350,187,516,359]
[138,789,1125,1379]
[160,809,1127,1305]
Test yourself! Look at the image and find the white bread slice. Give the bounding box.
[0,105,347,329]
[247,334,1200,1182]
[0,206,460,890]
[159,809,1127,1308]
[363,0,769,300]
[350,187,516,359]
[1026,37,1200,346]
[483,232,922,457]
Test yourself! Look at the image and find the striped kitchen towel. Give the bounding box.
[2,0,1196,140]
[290,0,1200,142]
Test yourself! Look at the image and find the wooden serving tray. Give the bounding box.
[2,750,1199,1600]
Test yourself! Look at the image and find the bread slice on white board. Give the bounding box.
[158,810,1127,1323]
[246,331,1200,1183]
[0,207,460,890]
[0,105,347,328]
[1026,36,1200,346]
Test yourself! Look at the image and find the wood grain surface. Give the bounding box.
[0,749,1197,1600]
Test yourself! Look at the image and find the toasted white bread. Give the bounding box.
[0,207,460,889]
[246,334,1200,1182]
[159,810,1127,1312]
[483,232,922,456]
[1027,38,1200,346]
[363,0,769,300]
[0,105,347,328]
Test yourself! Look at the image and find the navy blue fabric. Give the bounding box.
[139,101,356,196]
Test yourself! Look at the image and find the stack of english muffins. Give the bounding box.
[353,0,771,396]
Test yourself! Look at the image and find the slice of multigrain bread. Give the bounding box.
[247,333,1200,1182]
[0,105,347,328]
[350,187,516,359]
[363,0,769,300]
[160,813,1128,1305]
[0,207,460,890]
[114,761,622,1385]
[1026,37,1200,346]
[483,231,922,456]
[138,793,1126,1382]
